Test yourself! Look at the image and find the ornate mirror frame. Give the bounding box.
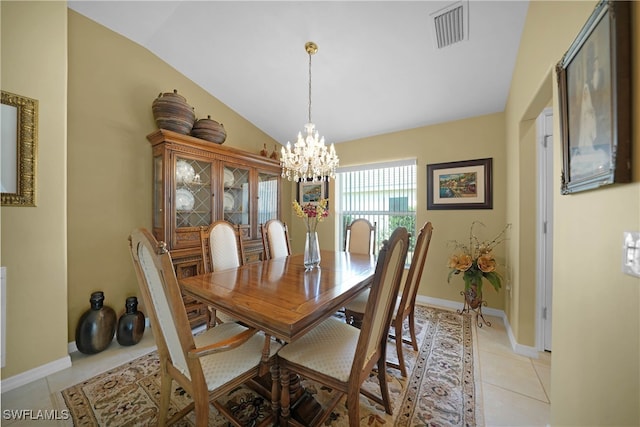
[1,91,38,206]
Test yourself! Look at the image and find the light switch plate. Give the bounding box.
[622,231,640,278]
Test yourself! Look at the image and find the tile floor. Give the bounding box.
[1,308,551,426]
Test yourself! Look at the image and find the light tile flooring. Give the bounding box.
[1,310,551,426]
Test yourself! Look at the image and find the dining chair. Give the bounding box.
[200,220,244,326]
[344,221,433,377]
[344,218,377,255]
[261,219,291,260]
[129,228,282,427]
[278,226,409,427]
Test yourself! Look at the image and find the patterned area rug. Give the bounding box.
[57,305,481,426]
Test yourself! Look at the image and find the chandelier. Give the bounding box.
[280,41,339,182]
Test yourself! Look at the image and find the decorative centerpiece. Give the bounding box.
[293,198,329,270]
[447,221,510,327]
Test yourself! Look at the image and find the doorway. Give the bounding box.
[536,108,553,352]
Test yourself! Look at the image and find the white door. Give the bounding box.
[537,108,553,352]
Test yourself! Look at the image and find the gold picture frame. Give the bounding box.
[1,91,38,206]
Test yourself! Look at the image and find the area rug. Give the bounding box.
[57,305,481,426]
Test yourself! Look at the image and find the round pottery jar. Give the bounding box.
[75,291,117,355]
[191,115,227,144]
[152,89,196,135]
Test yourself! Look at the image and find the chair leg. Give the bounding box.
[194,395,210,427]
[377,356,393,415]
[158,368,172,427]
[394,317,408,377]
[346,385,361,427]
[408,310,418,351]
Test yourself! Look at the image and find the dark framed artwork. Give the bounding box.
[1,91,38,206]
[427,158,492,210]
[556,0,631,194]
[297,179,329,206]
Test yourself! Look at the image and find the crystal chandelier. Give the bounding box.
[281,41,339,182]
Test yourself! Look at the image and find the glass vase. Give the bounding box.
[304,231,321,270]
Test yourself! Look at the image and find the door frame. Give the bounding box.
[536,107,554,352]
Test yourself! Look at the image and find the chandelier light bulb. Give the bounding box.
[281,42,339,182]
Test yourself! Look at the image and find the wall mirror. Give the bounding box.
[1,91,38,206]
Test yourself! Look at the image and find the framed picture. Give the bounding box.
[556,0,631,195]
[1,91,38,206]
[297,179,329,206]
[427,158,492,210]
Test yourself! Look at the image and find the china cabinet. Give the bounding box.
[147,129,281,328]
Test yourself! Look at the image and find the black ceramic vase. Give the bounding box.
[116,296,145,346]
[75,291,117,354]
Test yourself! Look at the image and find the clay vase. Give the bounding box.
[152,89,195,135]
[75,291,117,354]
[191,115,227,144]
[116,296,145,346]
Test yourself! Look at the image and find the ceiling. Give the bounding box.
[68,1,529,145]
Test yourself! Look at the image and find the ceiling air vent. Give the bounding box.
[430,1,469,49]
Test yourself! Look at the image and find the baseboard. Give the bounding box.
[416,296,539,359]
[1,355,71,394]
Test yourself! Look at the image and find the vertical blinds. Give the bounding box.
[336,159,417,262]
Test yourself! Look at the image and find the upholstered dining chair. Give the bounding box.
[200,220,245,274]
[200,221,244,326]
[129,228,282,427]
[261,219,291,260]
[344,218,377,255]
[344,221,433,377]
[278,226,409,427]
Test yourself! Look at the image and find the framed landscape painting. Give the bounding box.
[297,179,328,206]
[556,0,631,194]
[427,158,492,210]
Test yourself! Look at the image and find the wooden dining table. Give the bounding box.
[179,250,376,343]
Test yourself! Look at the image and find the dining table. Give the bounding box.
[179,249,377,425]
[179,249,377,343]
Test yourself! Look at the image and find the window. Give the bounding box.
[336,159,417,264]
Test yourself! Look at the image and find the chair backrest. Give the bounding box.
[129,228,197,379]
[396,221,433,319]
[200,220,245,273]
[261,219,291,259]
[351,226,409,378]
[345,219,377,255]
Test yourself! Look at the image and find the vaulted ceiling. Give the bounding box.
[68,1,529,144]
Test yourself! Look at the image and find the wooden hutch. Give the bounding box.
[147,129,281,328]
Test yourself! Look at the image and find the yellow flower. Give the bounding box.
[477,253,496,273]
[455,254,473,272]
[447,255,459,269]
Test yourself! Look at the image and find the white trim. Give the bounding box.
[337,158,416,173]
[416,296,539,358]
[1,355,71,393]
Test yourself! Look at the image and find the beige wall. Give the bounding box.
[1,1,69,378]
[506,1,640,425]
[66,10,284,342]
[312,113,508,309]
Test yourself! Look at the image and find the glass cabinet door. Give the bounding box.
[222,164,251,230]
[153,155,163,229]
[174,156,212,229]
[257,170,279,225]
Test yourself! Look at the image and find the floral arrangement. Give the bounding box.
[292,198,329,232]
[447,221,511,293]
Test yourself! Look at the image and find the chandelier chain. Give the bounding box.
[280,41,339,182]
[308,51,312,124]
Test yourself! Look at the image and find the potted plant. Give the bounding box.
[447,221,510,324]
